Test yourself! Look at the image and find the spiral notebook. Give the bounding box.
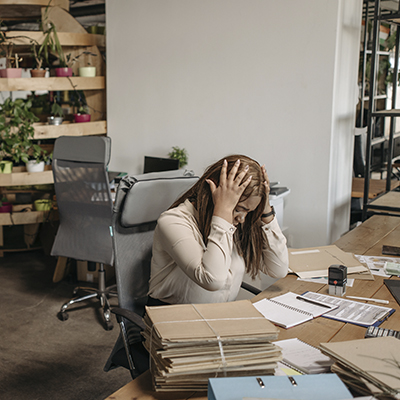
[274,338,334,374]
[253,292,338,329]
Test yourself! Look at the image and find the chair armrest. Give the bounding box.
[241,281,262,295]
[111,307,146,330]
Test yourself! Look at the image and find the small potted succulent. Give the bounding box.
[47,102,64,125]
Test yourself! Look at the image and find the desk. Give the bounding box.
[368,190,400,215]
[351,177,400,198]
[106,215,400,400]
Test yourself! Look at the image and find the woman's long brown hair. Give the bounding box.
[170,155,267,278]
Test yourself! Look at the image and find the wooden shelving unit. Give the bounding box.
[0,0,107,254]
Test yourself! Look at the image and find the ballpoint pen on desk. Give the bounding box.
[345,295,389,305]
[296,296,333,309]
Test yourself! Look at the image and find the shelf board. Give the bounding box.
[0,76,105,91]
[371,109,400,117]
[4,30,105,49]
[33,120,107,139]
[363,94,387,101]
[371,137,387,146]
[0,209,54,226]
[0,169,53,186]
[0,0,68,20]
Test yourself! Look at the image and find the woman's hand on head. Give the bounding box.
[261,165,271,206]
[261,165,274,223]
[206,159,252,224]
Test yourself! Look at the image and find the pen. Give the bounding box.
[296,296,332,308]
[345,296,389,304]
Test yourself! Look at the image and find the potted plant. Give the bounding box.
[47,102,64,125]
[25,143,51,172]
[72,90,91,123]
[27,91,48,116]
[0,196,12,213]
[168,146,188,168]
[30,39,47,78]
[0,31,23,78]
[0,97,39,166]
[41,21,97,77]
[78,62,96,77]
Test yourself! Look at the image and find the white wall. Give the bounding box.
[106,0,362,248]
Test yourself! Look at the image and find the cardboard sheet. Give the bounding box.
[320,337,400,396]
[288,245,373,280]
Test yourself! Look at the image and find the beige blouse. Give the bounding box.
[148,199,288,304]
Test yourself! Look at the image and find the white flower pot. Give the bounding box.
[26,160,45,172]
[79,66,96,77]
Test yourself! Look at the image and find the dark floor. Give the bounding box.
[0,249,131,400]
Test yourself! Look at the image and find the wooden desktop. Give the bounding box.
[106,215,400,400]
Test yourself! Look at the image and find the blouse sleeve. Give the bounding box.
[259,217,289,279]
[156,213,236,291]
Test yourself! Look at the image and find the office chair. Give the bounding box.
[103,169,262,378]
[51,135,116,331]
[103,169,199,378]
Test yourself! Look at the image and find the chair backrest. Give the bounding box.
[51,136,114,266]
[112,169,198,315]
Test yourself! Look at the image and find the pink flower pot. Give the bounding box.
[74,113,91,123]
[1,68,22,78]
[55,67,73,77]
[0,202,12,213]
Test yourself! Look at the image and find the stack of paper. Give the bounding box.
[320,337,400,398]
[142,300,281,392]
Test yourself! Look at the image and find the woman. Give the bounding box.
[148,155,288,304]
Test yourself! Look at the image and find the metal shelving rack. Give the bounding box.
[362,0,400,219]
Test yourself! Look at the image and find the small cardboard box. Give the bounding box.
[76,261,114,283]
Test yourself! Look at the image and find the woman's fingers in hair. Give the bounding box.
[261,165,271,196]
[219,159,228,185]
[206,179,217,193]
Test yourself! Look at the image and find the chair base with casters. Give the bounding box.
[57,261,117,330]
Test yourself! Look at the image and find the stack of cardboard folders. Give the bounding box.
[142,300,282,392]
[320,336,400,398]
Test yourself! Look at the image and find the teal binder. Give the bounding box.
[208,373,352,400]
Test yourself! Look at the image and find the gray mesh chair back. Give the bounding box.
[51,136,116,330]
[104,169,198,377]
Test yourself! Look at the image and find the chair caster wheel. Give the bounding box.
[57,311,69,321]
[104,321,113,331]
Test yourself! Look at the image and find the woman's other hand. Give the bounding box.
[206,159,252,224]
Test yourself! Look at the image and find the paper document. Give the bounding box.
[355,254,398,277]
[301,291,395,327]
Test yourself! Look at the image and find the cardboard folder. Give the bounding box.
[288,245,373,280]
[320,337,400,397]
